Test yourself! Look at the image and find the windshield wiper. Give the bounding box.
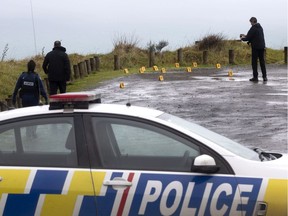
[253,148,277,161]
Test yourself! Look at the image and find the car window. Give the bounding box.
[158,113,259,160]
[112,124,197,157]
[91,117,200,171]
[0,117,77,167]
[0,129,16,152]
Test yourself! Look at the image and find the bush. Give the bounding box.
[112,33,140,55]
[196,33,226,51]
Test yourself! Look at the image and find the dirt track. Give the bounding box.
[94,65,288,153]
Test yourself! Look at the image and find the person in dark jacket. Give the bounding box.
[12,60,48,107]
[240,17,267,82]
[42,40,71,95]
[12,60,48,139]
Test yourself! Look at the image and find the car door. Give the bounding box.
[0,114,96,215]
[85,114,260,216]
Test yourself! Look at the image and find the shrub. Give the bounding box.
[197,33,226,51]
[156,40,169,53]
[1,44,9,62]
[112,33,140,55]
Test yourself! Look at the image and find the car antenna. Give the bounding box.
[30,0,37,55]
[126,88,131,107]
[123,75,135,107]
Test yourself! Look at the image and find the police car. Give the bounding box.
[0,91,287,216]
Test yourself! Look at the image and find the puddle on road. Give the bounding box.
[194,76,249,82]
[266,93,288,96]
[267,101,288,105]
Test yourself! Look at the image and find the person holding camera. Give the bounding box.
[240,17,267,82]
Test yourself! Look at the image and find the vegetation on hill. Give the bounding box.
[0,33,285,101]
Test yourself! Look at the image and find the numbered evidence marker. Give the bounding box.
[228,70,233,77]
[158,75,164,81]
[120,82,125,88]
[186,67,192,72]
[175,63,180,68]
[153,66,159,71]
[161,68,166,73]
[216,63,221,69]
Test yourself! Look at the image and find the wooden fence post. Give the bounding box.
[284,46,287,64]
[90,58,96,71]
[114,55,120,70]
[83,61,88,76]
[44,78,49,95]
[148,49,155,67]
[94,56,100,71]
[80,62,86,76]
[5,97,12,108]
[203,51,208,64]
[42,79,48,94]
[73,65,80,79]
[177,48,183,65]
[85,60,91,74]
[0,101,6,111]
[78,62,84,78]
[229,49,235,64]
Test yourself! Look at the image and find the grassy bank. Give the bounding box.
[0,39,285,101]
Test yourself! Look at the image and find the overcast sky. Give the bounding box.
[0,0,287,59]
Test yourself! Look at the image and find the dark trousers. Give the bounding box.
[251,48,267,79]
[49,81,66,95]
[21,94,39,107]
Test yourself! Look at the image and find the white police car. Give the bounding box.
[0,91,287,216]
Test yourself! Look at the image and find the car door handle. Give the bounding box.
[103,177,132,187]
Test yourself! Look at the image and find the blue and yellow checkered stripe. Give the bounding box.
[264,179,288,216]
[0,169,106,216]
[0,169,287,215]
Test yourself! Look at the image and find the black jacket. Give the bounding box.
[242,23,266,49]
[42,46,71,81]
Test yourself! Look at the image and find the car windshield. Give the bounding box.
[158,113,259,161]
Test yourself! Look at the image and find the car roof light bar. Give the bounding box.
[49,91,101,110]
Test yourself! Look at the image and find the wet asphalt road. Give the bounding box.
[93,64,288,153]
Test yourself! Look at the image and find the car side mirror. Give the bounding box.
[191,154,220,174]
